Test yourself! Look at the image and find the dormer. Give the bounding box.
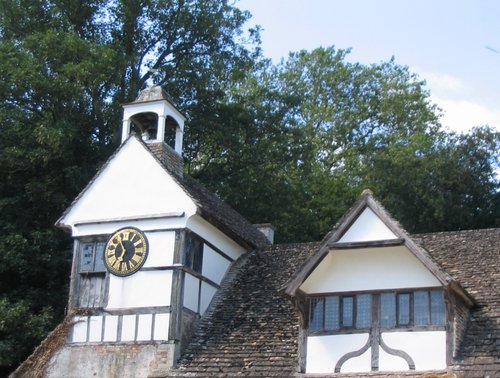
[121,86,186,155]
[284,190,474,375]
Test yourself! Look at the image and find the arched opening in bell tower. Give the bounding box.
[130,112,159,141]
[165,116,179,149]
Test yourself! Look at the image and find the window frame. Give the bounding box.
[307,288,446,335]
[78,239,107,274]
[308,293,373,333]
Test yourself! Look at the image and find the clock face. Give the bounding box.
[104,227,149,277]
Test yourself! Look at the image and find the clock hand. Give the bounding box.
[117,236,127,262]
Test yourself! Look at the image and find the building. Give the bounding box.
[13,87,499,378]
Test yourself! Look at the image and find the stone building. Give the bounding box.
[13,87,499,377]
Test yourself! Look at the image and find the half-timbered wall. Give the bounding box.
[299,206,447,374]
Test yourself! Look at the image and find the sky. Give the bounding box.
[237,0,500,134]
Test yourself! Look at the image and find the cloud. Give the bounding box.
[423,73,463,92]
[431,95,500,133]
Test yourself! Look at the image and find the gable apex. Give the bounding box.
[283,190,467,300]
[56,135,197,233]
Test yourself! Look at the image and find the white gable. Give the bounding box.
[300,245,441,294]
[59,138,197,232]
[338,207,397,243]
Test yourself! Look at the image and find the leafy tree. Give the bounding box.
[0,0,259,373]
[188,47,499,241]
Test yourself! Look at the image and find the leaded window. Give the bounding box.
[309,289,445,333]
[309,294,372,332]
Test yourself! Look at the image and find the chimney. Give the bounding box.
[254,224,275,244]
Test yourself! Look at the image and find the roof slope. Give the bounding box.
[417,228,500,376]
[169,228,499,377]
[171,243,319,377]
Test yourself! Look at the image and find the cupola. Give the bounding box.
[121,86,186,155]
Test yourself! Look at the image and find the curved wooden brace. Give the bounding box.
[334,336,371,373]
[379,334,415,370]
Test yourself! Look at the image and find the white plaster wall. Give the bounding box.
[103,316,119,342]
[187,215,246,260]
[380,331,447,371]
[339,207,397,243]
[306,333,370,373]
[88,316,103,342]
[300,246,441,294]
[143,231,175,268]
[60,137,197,231]
[378,347,409,371]
[71,313,169,344]
[200,282,217,315]
[137,314,153,341]
[121,315,136,341]
[72,317,88,342]
[183,273,199,312]
[154,313,170,340]
[202,244,231,284]
[106,270,172,309]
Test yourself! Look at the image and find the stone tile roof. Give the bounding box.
[169,243,320,377]
[416,228,500,376]
[169,228,499,377]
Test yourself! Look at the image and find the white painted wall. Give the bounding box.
[143,231,175,268]
[202,244,231,284]
[59,137,197,232]
[121,315,136,341]
[183,273,199,313]
[88,316,103,342]
[154,313,170,340]
[103,316,119,342]
[187,215,246,260]
[72,317,88,342]
[137,314,153,341]
[380,331,447,371]
[306,334,370,373]
[106,270,172,309]
[300,246,441,293]
[339,208,397,243]
[77,313,170,343]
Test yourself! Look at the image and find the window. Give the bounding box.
[309,294,372,332]
[185,232,203,273]
[79,241,106,273]
[381,290,446,329]
[309,289,445,332]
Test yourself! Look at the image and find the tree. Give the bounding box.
[0,0,259,373]
[188,47,499,242]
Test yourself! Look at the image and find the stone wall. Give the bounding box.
[45,343,175,378]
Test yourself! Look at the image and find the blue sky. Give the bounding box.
[237,0,500,133]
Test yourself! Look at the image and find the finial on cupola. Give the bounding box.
[121,86,186,155]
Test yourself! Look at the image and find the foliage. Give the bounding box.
[0,0,258,373]
[188,47,499,241]
[0,1,499,374]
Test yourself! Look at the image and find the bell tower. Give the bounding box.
[122,86,186,155]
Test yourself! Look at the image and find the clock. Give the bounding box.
[104,227,149,276]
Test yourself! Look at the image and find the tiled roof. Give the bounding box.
[417,228,500,376]
[169,228,500,377]
[170,243,319,377]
